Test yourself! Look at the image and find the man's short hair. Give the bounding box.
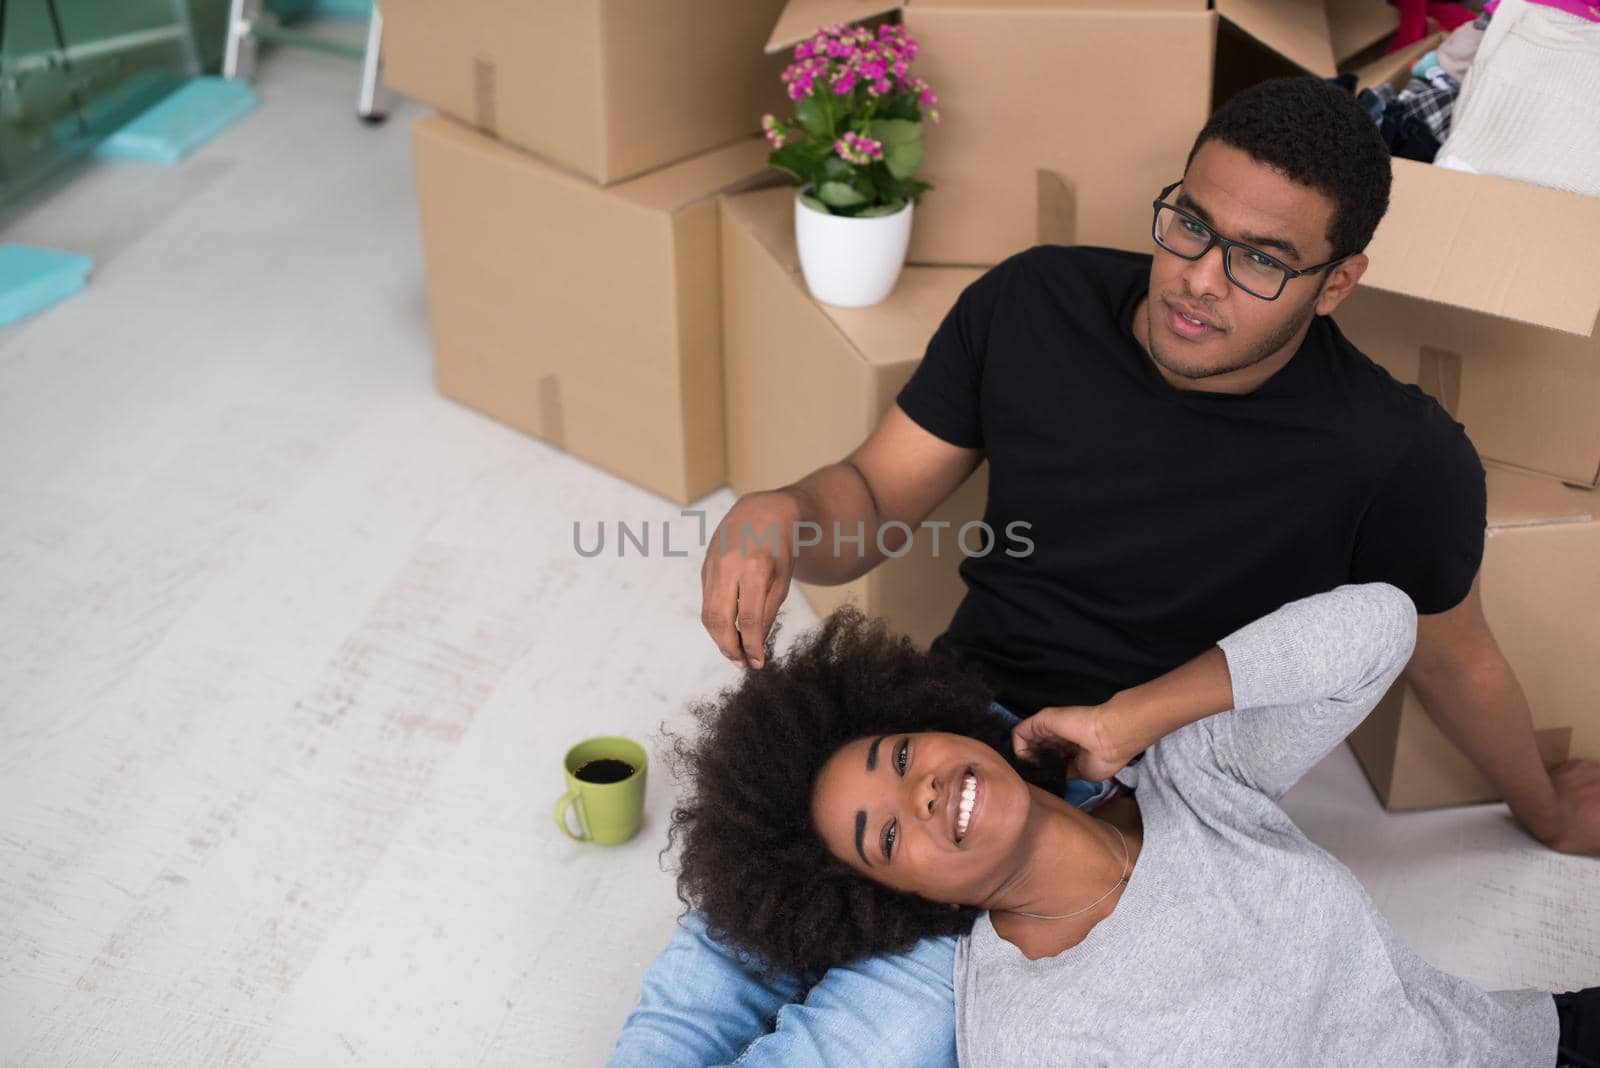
[1185,76,1392,261]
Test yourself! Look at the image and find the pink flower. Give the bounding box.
[762,114,787,149]
[778,21,935,141]
[835,130,884,164]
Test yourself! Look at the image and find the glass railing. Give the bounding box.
[0,0,227,217]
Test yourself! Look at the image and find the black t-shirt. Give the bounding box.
[897,245,1486,716]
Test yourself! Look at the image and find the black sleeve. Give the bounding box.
[894,255,1017,450]
[1350,410,1486,615]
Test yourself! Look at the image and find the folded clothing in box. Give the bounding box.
[1437,0,1600,197]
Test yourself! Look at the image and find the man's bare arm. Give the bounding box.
[701,405,982,667]
[1405,573,1600,856]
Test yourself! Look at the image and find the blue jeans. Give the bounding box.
[609,701,1112,1067]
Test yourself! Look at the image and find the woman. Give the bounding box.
[664,584,1597,1066]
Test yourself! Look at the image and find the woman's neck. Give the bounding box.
[986,785,1143,946]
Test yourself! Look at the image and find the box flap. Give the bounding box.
[1349,30,1441,92]
[825,265,983,367]
[1326,0,1398,64]
[767,0,904,52]
[1216,0,1336,77]
[1359,160,1600,337]
[722,187,981,365]
[614,138,775,213]
[915,0,1202,7]
[1485,462,1597,530]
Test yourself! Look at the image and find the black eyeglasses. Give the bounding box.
[1151,181,1346,301]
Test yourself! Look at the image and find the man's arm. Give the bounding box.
[791,406,983,586]
[1404,572,1600,857]
[701,405,981,668]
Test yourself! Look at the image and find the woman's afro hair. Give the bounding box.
[664,606,1063,980]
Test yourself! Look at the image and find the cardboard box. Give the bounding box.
[412,116,778,505]
[384,0,791,186]
[720,185,989,648]
[1333,160,1600,487]
[767,0,1401,267]
[1349,463,1600,810]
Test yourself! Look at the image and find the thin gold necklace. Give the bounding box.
[1006,823,1131,921]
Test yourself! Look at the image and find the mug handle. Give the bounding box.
[554,790,589,841]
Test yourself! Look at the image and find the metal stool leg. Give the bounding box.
[357,4,388,123]
[223,0,262,80]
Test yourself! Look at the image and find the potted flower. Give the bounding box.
[761,22,939,308]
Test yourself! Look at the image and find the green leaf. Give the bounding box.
[820,155,854,182]
[767,144,813,183]
[799,192,832,215]
[884,93,920,122]
[795,95,831,140]
[866,119,921,147]
[816,181,869,208]
[863,162,899,199]
[889,177,934,204]
[855,201,906,218]
[866,119,924,180]
[883,140,924,181]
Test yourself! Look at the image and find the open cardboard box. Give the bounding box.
[383,0,791,186]
[720,184,989,648]
[1349,463,1600,810]
[767,0,1404,266]
[412,117,779,505]
[1335,160,1600,487]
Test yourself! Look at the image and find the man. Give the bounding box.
[611,75,1600,1067]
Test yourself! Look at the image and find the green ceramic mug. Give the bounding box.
[554,736,648,845]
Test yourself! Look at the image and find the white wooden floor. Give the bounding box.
[1,43,1596,1068]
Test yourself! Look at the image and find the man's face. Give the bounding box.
[1141,139,1361,388]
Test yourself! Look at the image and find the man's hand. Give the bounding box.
[700,490,801,669]
[1012,704,1132,783]
[1529,758,1600,858]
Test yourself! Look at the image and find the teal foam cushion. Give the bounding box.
[0,245,92,327]
[96,77,260,165]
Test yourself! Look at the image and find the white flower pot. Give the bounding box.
[793,190,913,308]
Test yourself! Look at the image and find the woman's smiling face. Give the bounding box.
[810,731,1033,905]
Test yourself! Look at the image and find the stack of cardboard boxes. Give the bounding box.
[390,0,1598,809]
[1333,163,1600,809]
[385,0,790,505]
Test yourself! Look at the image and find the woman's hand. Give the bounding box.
[1013,649,1235,782]
[1011,702,1133,783]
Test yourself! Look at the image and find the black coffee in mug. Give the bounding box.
[575,757,635,784]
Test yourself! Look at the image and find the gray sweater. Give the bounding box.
[954,584,1558,1067]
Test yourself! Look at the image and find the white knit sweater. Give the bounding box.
[1438,0,1600,197]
